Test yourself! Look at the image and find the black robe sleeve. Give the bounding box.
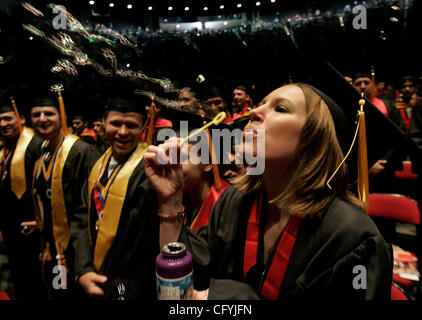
[382,99,406,171]
[72,179,96,278]
[63,140,101,270]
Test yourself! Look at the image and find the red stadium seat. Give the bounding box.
[368,193,421,298]
[369,194,420,225]
[391,284,408,300]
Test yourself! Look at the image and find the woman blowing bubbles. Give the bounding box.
[144,83,393,300]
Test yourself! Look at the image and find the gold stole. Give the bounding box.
[32,134,79,252]
[4,127,35,199]
[87,142,148,271]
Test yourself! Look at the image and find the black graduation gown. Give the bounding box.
[73,159,160,300]
[0,133,44,299]
[179,187,393,300]
[33,139,100,297]
[96,134,111,155]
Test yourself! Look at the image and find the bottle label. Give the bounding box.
[156,271,193,300]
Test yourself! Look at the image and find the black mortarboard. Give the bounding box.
[305,62,405,180]
[102,82,150,116]
[203,86,227,101]
[0,102,14,114]
[72,115,87,122]
[353,72,372,81]
[28,83,61,109]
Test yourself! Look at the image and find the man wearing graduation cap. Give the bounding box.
[204,86,234,124]
[0,96,45,299]
[232,85,252,121]
[74,89,159,300]
[352,72,406,194]
[145,63,403,300]
[29,87,101,299]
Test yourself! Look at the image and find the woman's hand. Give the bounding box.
[144,137,184,212]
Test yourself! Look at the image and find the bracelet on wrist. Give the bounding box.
[158,205,185,223]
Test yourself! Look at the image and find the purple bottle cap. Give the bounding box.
[156,242,193,279]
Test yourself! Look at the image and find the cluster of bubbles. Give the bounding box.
[21,2,179,102]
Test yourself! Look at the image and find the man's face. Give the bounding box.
[206,97,227,111]
[72,119,87,135]
[400,80,416,99]
[92,121,105,136]
[233,89,250,109]
[104,111,144,161]
[178,92,197,110]
[0,111,23,142]
[377,82,386,92]
[353,77,373,98]
[31,106,61,140]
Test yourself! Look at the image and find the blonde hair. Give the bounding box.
[231,84,362,218]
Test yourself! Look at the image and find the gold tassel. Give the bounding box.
[146,94,156,145]
[57,91,70,136]
[205,128,222,190]
[200,115,222,190]
[358,94,369,213]
[10,96,23,133]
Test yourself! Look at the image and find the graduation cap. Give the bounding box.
[101,81,151,116]
[304,62,405,210]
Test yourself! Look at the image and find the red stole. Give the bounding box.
[141,117,173,141]
[81,128,98,143]
[190,180,230,231]
[244,191,301,300]
[398,109,411,131]
[232,105,251,121]
[370,97,389,117]
[223,112,233,123]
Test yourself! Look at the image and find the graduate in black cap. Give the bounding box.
[29,87,101,299]
[73,88,160,300]
[0,95,45,299]
[144,64,404,299]
[232,85,253,120]
[203,86,235,124]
